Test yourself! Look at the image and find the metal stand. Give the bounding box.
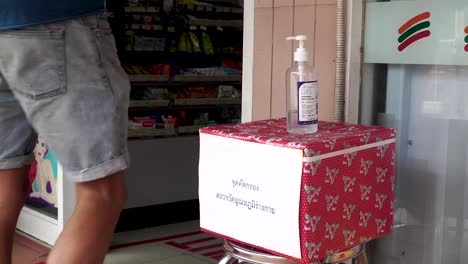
[218,240,368,264]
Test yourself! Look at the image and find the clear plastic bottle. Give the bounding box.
[286,35,318,134]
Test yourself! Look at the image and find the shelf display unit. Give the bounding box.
[110,0,244,139]
[110,0,244,212]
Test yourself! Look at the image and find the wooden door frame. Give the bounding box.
[242,0,365,123]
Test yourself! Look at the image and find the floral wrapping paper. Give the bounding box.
[200,118,396,263]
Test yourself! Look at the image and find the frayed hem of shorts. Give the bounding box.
[0,154,34,170]
[65,152,130,182]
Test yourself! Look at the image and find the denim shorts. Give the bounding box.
[0,13,131,182]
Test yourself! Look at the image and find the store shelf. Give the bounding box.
[179,5,242,14]
[128,75,170,83]
[174,98,241,106]
[187,17,243,28]
[129,98,241,110]
[125,6,160,13]
[129,24,165,31]
[128,128,176,138]
[172,75,242,82]
[128,125,214,138]
[121,52,242,66]
[177,125,209,134]
[129,75,242,84]
[130,100,170,108]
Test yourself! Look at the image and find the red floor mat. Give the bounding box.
[110,230,226,262]
[13,233,49,264]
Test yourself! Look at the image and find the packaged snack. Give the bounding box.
[201,31,214,55]
[189,27,201,53]
[144,88,168,100]
[143,37,155,51]
[162,115,177,128]
[128,121,144,129]
[165,90,179,100]
[178,32,193,53]
[176,110,188,127]
[142,15,155,25]
[162,64,171,75]
[187,87,205,98]
[222,59,242,72]
[217,85,235,98]
[153,38,166,52]
[204,86,217,98]
[125,31,135,51]
[141,119,156,128]
[134,36,145,51]
[166,38,178,53]
[194,113,209,126]
[128,0,139,6]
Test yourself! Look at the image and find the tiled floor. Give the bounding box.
[14,221,221,264]
[106,221,220,264]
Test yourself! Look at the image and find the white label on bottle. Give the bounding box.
[297,81,318,125]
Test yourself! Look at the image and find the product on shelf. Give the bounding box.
[127,0,139,6]
[165,90,179,100]
[166,38,178,52]
[177,32,194,53]
[193,112,210,126]
[200,30,214,55]
[175,86,217,99]
[217,85,240,98]
[123,64,172,76]
[134,36,166,51]
[189,27,202,53]
[183,66,240,76]
[146,64,171,75]
[125,31,135,51]
[221,106,241,124]
[163,116,177,128]
[127,0,164,7]
[222,59,242,72]
[133,117,157,128]
[123,64,149,75]
[129,113,176,130]
[176,110,188,127]
[113,0,244,138]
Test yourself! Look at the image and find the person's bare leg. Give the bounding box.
[0,167,29,264]
[47,171,127,264]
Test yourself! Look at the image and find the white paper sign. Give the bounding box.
[365,0,468,66]
[199,134,304,259]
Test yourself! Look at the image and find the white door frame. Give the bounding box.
[241,0,255,123]
[345,0,365,124]
[242,1,364,123]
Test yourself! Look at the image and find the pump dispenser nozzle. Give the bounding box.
[286,35,309,62]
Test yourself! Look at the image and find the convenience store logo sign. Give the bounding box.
[364,1,468,66]
[465,27,468,52]
[398,12,431,52]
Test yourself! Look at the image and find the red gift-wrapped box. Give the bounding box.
[198,118,396,263]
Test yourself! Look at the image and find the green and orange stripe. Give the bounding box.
[398,12,431,52]
[464,26,468,52]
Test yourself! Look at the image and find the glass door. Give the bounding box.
[361,1,468,263]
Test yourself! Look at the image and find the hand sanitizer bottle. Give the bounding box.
[286,35,318,134]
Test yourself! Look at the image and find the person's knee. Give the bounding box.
[76,171,127,210]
